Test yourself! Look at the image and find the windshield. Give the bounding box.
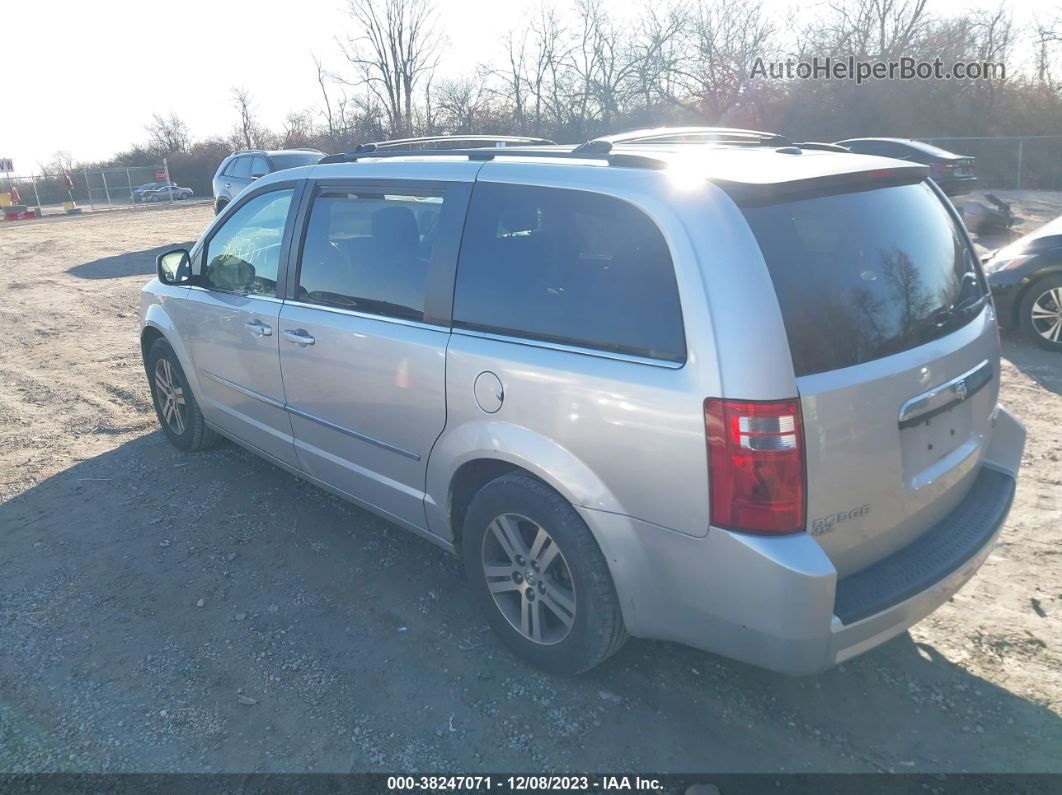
[742,180,985,376]
[269,152,323,170]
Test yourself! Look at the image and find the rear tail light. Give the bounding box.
[704,398,806,534]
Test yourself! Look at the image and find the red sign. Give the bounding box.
[155,169,167,182]
[62,175,74,189]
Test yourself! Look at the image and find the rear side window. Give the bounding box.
[296,190,446,322]
[741,181,985,377]
[250,156,270,178]
[453,183,685,363]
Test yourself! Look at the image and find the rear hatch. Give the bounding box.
[740,178,998,576]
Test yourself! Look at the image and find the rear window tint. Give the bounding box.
[742,181,984,376]
[297,191,445,322]
[250,156,270,177]
[270,153,323,170]
[453,183,685,363]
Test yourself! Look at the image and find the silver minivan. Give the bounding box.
[142,130,1026,675]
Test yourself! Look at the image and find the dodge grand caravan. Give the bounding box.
[141,129,1025,675]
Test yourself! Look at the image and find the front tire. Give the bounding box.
[147,337,218,452]
[1020,274,1062,351]
[462,473,628,674]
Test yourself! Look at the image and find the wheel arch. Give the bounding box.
[141,305,203,399]
[426,420,627,550]
[1013,266,1062,329]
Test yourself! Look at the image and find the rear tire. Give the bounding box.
[461,473,628,674]
[1019,274,1062,351]
[215,200,228,215]
[147,337,218,452]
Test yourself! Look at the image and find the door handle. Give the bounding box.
[246,319,272,337]
[283,329,316,346]
[224,183,231,189]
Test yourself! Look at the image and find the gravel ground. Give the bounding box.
[1,198,1060,774]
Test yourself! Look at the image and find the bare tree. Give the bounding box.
[533,5,575,131]
[145,112,191,154]
[630,5,689,113]
[314,56,341,139]
[434,76,488,132]
[677,0,776,120]
[282,110,317,147]
[48,150,77,176]
[337,0,443,138]
[803,0,931,58]
[231,88,268,149]
[490,28,531,130]
[571,0,633,126]
[1033,10,1062,87]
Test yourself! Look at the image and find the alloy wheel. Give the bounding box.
[154,358,187,435]
[481,513,577,645]
[1030,287,1062,343]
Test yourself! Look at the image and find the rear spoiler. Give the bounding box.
[720,164,929,206]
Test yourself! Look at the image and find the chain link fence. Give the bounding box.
[919,136,1062,190]
[81,164,172,210]
[0,160,212,218]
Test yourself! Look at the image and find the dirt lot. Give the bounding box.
[1,194,1060,774]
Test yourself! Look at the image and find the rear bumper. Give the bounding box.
[584,407,1024,675]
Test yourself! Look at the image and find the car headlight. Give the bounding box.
[983,254,1033,275]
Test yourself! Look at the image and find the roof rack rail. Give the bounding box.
[574,126,793,154]
[324,134,556,160]
[318,146,667,170]
[794,141,850,153]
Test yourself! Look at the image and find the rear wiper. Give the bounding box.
[929,292,985,329]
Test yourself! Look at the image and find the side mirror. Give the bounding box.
[157,248,191,285]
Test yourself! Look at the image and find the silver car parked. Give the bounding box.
[141,129,1025,675]
[212,148,324,215]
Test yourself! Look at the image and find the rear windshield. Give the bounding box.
[269,153,323,170]
[741,181,985,376]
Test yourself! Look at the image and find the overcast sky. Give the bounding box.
[5,0,1033,173]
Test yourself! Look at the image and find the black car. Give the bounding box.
[835,138,977,195]
[985,215,1062,350]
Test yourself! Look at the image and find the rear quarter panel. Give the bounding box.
[426,164,797,541]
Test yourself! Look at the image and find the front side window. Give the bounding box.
[203,189,294,296]
[296,189,446,322]
[452,183,686,363]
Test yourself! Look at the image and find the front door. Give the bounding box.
[278,180,470,528]
[179,186,300,466]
